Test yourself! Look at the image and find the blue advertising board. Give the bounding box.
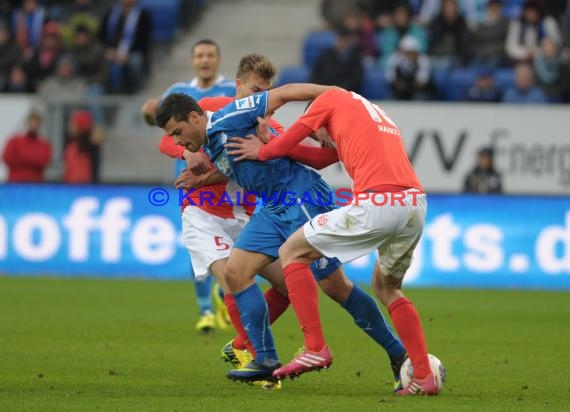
[1,184,569,289]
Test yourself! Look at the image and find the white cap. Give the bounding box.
[399,35,420,52]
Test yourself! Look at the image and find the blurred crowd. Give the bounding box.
[0,0,152,96]
[314,0,570,103]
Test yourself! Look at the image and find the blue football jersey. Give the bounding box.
[203,91,326,212]
[161,76,236,176]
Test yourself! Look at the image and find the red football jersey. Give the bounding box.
[297,88,423,192]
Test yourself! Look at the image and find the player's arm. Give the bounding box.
[226,121,315,161]
[287,144,339,170]
[159,135,211,175]
[228,131,338,169]
[141,97,161,126]
[159,134,185,159]
[227,117,338,169]
[174,167,226,190]
[266,83,336,115]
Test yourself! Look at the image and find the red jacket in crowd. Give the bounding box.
[2,132,52,182]
[63,141,92,184]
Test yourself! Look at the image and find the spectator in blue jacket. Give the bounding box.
[502,62,547,103]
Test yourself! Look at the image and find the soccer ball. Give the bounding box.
[400,354,446,390]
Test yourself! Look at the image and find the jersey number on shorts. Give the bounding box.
[214,236,230,250]
[351,92,397,127]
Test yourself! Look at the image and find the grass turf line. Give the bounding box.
[0,276,569,411]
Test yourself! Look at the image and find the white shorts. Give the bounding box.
[303,190,427,278]
[181,207,249,280]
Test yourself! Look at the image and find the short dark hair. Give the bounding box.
[155,94,204,129]
[191,39,220,57]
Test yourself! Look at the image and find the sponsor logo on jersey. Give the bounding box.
[235,96,255,110]
[317,214,329,226]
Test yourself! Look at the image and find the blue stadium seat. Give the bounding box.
[361,68,388,100]
[140,0,182,42]
[302,30,336,68]
[494,68,516,92]
[432,67,452,100]
[444,68,479,101]
[277,65,310,86]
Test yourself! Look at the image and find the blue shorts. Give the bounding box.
[234,186,341,281]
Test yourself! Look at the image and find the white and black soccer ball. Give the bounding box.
[400,354,446,390]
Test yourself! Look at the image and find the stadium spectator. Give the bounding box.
[428,0,469,70]
[411,0,441,26]
[533,37,564,101]
[466,0,509,68]
[2,63,32,93]
[460,0,488,28]
[385,35,433,100]
[310,27,364,93]
[38,54,87,99]
[1,110,52,182]
[70,24,106,91]
[0,0,14,30]
[320,0,358,30]
[463,146,503,194]
[58,0,104,46]
[98,0,151,94]
[11,0,48,57]
[414,0,511,27]
[367,0,399,30]
[69,24,107,123]
[63,109,99,184]
[502,62,547,103]
[25,21,64,91]
[465,67,501,102]
[505,0,561,63]
[0,22,21,89]
[377,3,428,68]
[342,4,378,62]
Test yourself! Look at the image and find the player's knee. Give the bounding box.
[277,242,294,266]
[223,261,247,292]
[319,275,352,303]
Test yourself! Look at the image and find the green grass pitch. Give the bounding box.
[1,276,569,411]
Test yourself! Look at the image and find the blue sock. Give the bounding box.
[342,285,406,359]
[233,283,278,363]
[191,256,213,314]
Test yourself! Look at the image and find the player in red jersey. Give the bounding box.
[226,87,439,395]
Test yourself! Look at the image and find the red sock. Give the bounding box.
[224,294,255,356]
[283,262,325,352]
[265,287,290,324]
[388,297,431,380]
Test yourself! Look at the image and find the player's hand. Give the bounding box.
[255,116,271,143]
[225,135,263,161]
[141,98,160,126]
[175,169,201,189]
[183,150,210,175]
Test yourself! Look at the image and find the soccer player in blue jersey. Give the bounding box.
[155,85,409,386]
[141,39,235,333]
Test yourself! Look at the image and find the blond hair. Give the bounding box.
[236,53,277,83]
